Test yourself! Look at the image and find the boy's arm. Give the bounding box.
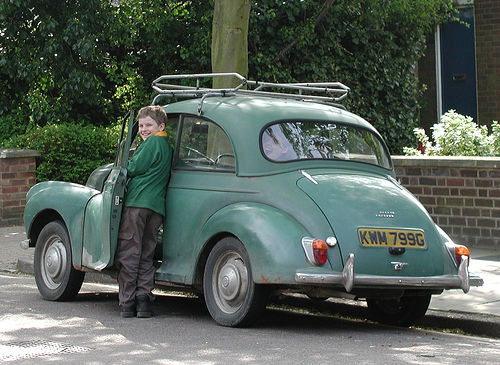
[127,141,154,177]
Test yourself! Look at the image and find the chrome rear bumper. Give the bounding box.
[295,253,484,293]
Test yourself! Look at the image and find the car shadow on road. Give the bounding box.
[70,288,499,338]
[72,290,392,334]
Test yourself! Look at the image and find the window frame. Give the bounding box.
[173,114,236,173]
[259,119,392,170]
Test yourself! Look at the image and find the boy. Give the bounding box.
[115,105,172,318]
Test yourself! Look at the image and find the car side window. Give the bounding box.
[176,116,235,171]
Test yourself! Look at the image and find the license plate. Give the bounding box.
[358,228,426,248]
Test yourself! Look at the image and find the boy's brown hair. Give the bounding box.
[137,106,168,126]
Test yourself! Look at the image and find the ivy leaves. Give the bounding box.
[248,0,455,153]
[0,0,456,156]
[0,0,213,127]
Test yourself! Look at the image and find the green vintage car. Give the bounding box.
[23,73,482,327]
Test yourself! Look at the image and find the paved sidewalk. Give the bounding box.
[0,225,115,284]
[430,247,500,316]
[1,225,499,328]
[0,226,32,274]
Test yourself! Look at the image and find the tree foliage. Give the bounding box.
[0,0,212,128]
[1,0,457,182]
[247,0,455,153]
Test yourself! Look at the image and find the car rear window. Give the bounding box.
[261,121,391,169]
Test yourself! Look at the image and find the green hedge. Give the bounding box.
[2,123,121,185]
[0,0,458,181]
[1,1,456,155]
[247,0,456,153]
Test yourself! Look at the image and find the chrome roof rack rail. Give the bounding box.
[151,73,350,114]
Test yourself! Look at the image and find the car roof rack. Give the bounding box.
[151,73,350,115]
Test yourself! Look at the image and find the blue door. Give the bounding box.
[440,7,478,120]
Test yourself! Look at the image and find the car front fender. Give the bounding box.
[198,202,322,284]
[24,181,100,268]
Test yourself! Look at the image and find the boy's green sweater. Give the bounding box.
[124,132,172,216]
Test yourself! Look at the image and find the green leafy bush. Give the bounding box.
[403,110,499,156]
[1,0,456,154]
[2,123,121,184]
[0,0,211,126]
[0,108,30,142]
[248,0,456,153]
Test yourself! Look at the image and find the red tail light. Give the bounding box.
[455,245,470,266]
[312,239,328,265]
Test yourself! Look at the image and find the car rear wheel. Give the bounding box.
[366,294,431,327]
[203,237,268,327]
[34,220,85,301]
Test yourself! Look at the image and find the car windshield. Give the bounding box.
[261,121,391,169]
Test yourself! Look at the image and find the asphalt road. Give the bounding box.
[1,273,499,364]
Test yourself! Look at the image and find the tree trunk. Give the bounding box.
[208,0,251,158]
[211,0,251,88]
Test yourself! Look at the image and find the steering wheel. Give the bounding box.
[183,146,215,164]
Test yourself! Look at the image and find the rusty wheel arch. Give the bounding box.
[27,210,64,248]
[192,232,239,291]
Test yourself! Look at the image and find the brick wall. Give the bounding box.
[392,156,500,248]
[0,150,39,226]
[475,0,500,124]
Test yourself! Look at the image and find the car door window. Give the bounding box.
[176,116,235,171]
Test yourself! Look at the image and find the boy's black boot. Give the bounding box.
[136,295,153,318]
[120,305,136,318]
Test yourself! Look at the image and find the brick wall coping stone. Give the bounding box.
[392,155,500,169]
[0,149,40,159]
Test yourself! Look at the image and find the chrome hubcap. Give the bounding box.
[41,237,67,289]
[213,252,248,314]
[219,262,241,301]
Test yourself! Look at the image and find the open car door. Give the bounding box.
[81,111,137,270]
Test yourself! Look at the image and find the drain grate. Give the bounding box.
[0,340,92,362]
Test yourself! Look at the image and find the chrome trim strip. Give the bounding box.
[296,272,461,287]
[458,255,470,293]
[295,253,483,293]
[300,170,318,185]
[391,261,408,271]
[301,237,316,266]
[342,253,354,292]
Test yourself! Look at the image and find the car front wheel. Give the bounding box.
[366,293,431,327]
[203,237,268,327]
[34,220,85,301]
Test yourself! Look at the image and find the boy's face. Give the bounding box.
[138,116,165,141]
